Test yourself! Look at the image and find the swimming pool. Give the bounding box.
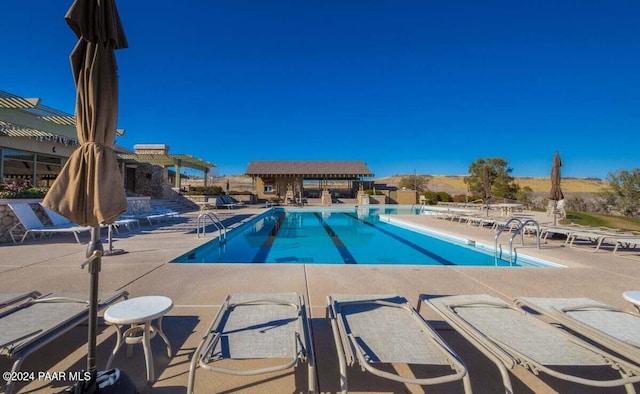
[173,207,560,267]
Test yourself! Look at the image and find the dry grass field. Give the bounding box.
[376,175,607,195]
[188,175,608,198]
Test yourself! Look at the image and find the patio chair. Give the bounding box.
[7,203,91,244]
[419,294,640,393]
[187,293,316,394]
[566,230,638,252]
[614,237,640,255]
[214,196,236,210]
[328,294,471,394]
[1,290,128,394]
[514,296,640,366]
[225,195,246,207]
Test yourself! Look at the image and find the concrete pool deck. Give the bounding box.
[1,205,639,393]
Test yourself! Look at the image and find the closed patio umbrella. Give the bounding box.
[42,0,128,390]
[548,151,564,225]
[482,164,492,216]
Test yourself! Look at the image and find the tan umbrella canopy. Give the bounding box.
[549,151,564,202]
[482,164,492,216]
[41,0,128,389]
[42,0,128,226]
[548,151,564,225]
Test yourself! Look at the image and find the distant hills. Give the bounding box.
[375,175,607,196]
[196,174,608,197]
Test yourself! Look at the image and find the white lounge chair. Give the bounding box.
[328,294,471,393]
[514,296,640,366]
[38,203,138,233]
[187,293,316,394]
[614,237,640,255]
[420,294,640,393]
[1,291,128,394]
[8,203,91,244]
[566,230,637,252]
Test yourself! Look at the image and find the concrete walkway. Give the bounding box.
[1,205,639,393]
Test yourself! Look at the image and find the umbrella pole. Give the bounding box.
[553,201,558,226]
[104,224,126,256]
[85,226,104,390]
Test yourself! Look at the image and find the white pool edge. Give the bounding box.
[379,214,566,268]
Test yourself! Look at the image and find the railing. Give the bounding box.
[197,212,226,242]
[494,218,523,262]
[508,219,540,264]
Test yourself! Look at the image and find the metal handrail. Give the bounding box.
[508,219,540,264]
[197,212,227,242]
[494,218,523,261]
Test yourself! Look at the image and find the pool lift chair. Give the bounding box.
[188,293,316,393]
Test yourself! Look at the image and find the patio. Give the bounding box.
[1,206,639,393]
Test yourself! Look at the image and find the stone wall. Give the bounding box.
[125,197,151,215]
[134,163,167,198]
[0,200,52,243]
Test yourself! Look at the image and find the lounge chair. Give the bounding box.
[187,293,316,394]
[121,207,179,225]
[1,290,128,394]
[514,296,640,366]
[38,203,139,233]
[566,230,640,252]
[539,225,580,242]
[219,195,244,209]
[614,237,640,255]
[420,294,640,393]
[211,196,236,210]
[8,203,91,244]
[226,195,246,207]
[328,294,471,394]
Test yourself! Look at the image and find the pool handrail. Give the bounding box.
[508,219,541,264]
[494,218,522,262]
[197,212,227,242]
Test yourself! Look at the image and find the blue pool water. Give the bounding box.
[174,207,558,267]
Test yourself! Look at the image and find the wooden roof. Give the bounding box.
[245,160,374,178]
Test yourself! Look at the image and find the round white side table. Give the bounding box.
[104,296,173,382]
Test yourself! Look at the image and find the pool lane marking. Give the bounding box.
[313,213,357,264]
[342,213,455,266]
[252,210,287,263]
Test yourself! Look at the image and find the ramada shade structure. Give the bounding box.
[245,160,374,179]
[245,160,374,200]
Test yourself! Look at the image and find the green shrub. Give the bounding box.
[185,186,223,195]
[421,190,453,205]
[0,180,49,199]
[229,190,252,195]
[364,189,384,195]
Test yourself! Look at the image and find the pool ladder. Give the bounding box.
[197,212,227,243]
[494,218,540,264]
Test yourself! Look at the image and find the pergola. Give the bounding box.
[117,153,215,189]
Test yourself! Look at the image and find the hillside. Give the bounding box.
[375,175,607,196]
[186,175,608,198]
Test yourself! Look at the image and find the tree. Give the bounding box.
[398,174,430,192]
[515,186,534,204]
[464,157,520,200]
[603,168,640,217]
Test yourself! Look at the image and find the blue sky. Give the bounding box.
[2,1,639,179]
